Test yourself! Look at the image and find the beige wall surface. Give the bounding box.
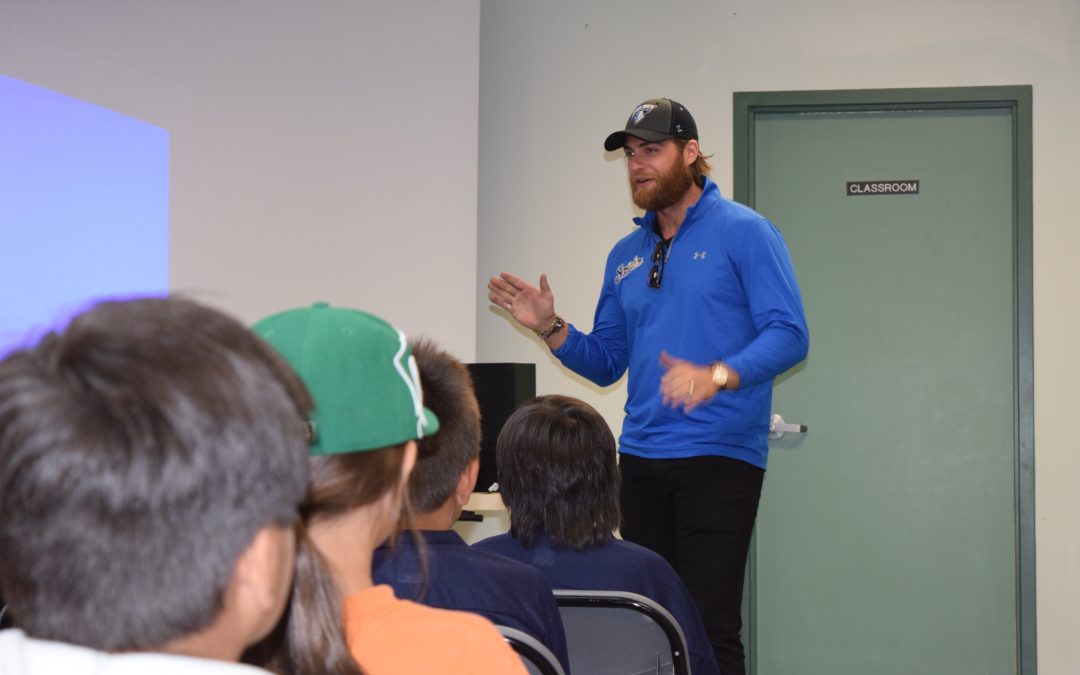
[476,0,1079,671]
[0,0,481,361]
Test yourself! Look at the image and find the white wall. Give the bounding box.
[0,0,481,361]
[476,1,1079,672]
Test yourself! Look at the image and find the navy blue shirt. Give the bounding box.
[473,531,721,675]
[373,529,570,673]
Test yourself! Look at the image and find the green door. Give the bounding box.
[735,88,1034,675]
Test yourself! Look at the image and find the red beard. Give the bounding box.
[631,160,694,211]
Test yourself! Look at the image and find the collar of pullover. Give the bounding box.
[633,176,721,240]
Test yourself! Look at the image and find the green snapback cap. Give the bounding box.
[254,302,439,456]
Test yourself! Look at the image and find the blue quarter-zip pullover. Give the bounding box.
[552,177,808,469]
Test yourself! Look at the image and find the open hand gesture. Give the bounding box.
[488,272,556,333]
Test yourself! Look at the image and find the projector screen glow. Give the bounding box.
[0,76,169,357]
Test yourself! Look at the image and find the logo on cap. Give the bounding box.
[629,103,657,126]
[390,328,430,438]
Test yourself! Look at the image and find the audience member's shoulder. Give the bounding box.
[468,543,552,584]
[394,600,525,671]
[468,540,527,565]
[471,533,517,553]
[608,537,681,573]
[0,629,271,674]
[408,597,501,631]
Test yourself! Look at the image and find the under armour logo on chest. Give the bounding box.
[692,251,707,260]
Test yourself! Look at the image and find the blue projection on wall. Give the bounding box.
[0,75,169,356]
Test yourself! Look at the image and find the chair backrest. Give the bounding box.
[553,589,692,675]
[0,600,11,630]
[497,625,566,675]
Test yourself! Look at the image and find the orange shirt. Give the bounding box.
[342,584,526,675]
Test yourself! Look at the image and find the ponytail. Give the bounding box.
[283,526,363,675]
[243,525,363,675]
[245,446,412,675]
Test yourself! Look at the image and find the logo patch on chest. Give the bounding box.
[614,256,645,285]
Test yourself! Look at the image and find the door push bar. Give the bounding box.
[768,414,807,440]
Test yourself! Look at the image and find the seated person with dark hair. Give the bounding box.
[0,297,311,674]
[474,394,721,675]
[372,339,570,673]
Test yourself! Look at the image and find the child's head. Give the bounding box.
[497,394,620,549]
[0,297,311,656]
[251,303,440,675]
[255,303,439,533]
[405,339,482,520]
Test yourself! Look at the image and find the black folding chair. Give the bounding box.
[553,589,691,675]
[498,625,566,675]
[0,593,12,630]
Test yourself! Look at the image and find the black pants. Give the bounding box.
[619,453,764,675]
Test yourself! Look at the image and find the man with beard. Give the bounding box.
[488,97,809,675]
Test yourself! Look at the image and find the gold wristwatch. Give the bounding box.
[711,362,729,390]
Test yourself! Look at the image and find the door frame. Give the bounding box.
[733,86,1035,674]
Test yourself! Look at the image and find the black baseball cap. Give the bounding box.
[603,98,698,152]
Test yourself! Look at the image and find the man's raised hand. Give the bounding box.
[487,272,556,333]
